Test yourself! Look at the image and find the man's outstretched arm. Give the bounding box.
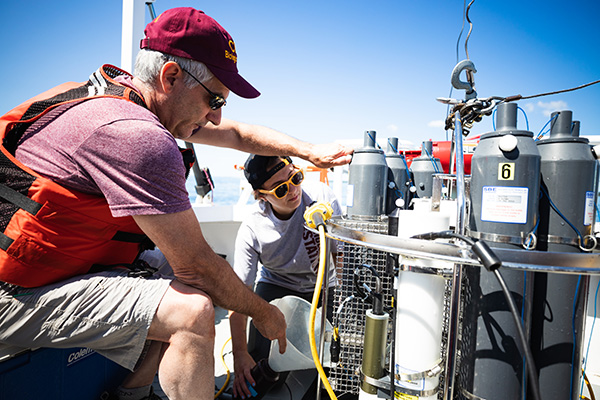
[188,118,353,168]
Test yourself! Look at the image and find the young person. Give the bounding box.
[229,154,341,398]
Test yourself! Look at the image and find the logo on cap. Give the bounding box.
[225,39,237,64]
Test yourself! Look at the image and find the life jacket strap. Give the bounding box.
[0,232,13,251]
[0,182,42,250]
[111,231,148,243]
[0,182,42,216]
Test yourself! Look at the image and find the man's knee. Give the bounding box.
[182,294,215,338]
[151,281,215,341]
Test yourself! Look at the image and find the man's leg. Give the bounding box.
[145,280,216,400]
[117,340,165,390]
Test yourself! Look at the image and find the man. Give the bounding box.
[0,7,352,400]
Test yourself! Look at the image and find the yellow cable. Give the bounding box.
[583,369,596,400]
[214,337,232,399]
[308,224,339,400]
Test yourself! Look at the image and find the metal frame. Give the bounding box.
[315,110,600,400]
[322,220,600,275]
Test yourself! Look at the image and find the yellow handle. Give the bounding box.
[304,202,334,229]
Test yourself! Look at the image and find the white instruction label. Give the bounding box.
[481,186,529,224]
[584,191,594,226]
[395,364,425,391]
[346,184,354,208]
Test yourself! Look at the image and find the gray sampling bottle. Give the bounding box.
[385,137,410,213]
[462,102,540,400]
[347,131,388,218]
[469,101,540,247]
[410,140,442,198]
[537,111,596,252]
[531,110,595,400]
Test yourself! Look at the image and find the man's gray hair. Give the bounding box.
[134,49,215,88]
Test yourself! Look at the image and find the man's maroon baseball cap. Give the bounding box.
[140,7,260,99]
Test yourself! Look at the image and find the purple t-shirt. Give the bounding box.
[15,80,191,218]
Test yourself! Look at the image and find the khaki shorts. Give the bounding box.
[0,250,172,371]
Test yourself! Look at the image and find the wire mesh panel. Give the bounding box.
[328,217,394,396]
[437,276,456,400]
[326,217,457,399]
[456,266,476,400]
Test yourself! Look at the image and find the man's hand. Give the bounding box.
[251,303,287,354]
[307,143,353,168]
[189,119,353,169]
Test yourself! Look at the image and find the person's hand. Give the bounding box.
[307,143,353,168]
[232,350,257,399]
[252,303,287,354]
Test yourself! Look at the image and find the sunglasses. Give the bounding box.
[181,67,227,110]
[258,169,304,199]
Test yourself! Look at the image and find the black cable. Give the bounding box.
[445,0,468,140]
[464,0,475,61]
[520,79,600,100]
[456,0,467,62]
[492,268,541,400]
[284,381,293,400]
[411,230,475,246]
[411,230,542,400]
[353,264,384,315]
[502,79,600,103]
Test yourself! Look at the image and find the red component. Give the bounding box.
[403,140,475,175]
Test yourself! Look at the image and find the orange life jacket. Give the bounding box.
[0,65,157,287]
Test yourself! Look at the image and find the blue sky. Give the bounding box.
[1,0,599,177]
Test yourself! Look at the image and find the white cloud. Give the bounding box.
[523,103,536,113]
[387,124,399,132]
[524,100,569,117]
[537,100,568,117]
[428,120,445,128]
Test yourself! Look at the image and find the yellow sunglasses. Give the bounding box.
[257,168,304,199]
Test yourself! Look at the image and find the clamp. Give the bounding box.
[451,59,478,100]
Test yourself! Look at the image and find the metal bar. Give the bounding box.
[454,112,466,235]
[144,2,206,197]
[322,221,600,275]
[121,0,149,73]
[185,142,208,196]
[443,110,465,400]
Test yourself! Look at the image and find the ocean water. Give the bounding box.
[185,174,251,205]
[185,171,349,207]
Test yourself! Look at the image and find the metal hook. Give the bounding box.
[451,60,478,99]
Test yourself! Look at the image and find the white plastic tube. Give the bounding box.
[395,211,448,400]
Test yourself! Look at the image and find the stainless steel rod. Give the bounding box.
[321,221,600,275]
[443,110,465,400]
[454,112,466,236]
